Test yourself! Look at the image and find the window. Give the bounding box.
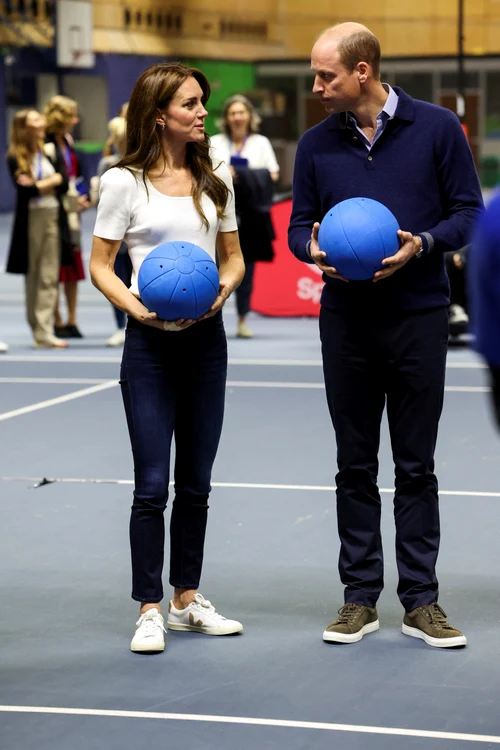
[441,71,479,90]
[393,73,432,102]
[486,72,500,138]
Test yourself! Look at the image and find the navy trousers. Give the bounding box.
[120,313,227,603]
[319,306,448,612]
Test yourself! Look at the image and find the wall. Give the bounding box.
[183,59,256,135]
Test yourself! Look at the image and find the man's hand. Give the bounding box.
[309,222,349,282]
[372,230,421,282]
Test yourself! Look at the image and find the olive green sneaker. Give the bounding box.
[323,603,379,643]
[402,603,467,648]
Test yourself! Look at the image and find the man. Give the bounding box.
[468,191,500,429]
[289,23,483,647]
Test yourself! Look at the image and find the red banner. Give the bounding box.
[251,199,323,317]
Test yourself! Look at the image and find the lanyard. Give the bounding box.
[35,151,43,180]
[229,135,247,157]
[63,144,73,176]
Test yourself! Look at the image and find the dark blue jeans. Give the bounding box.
[320,306,448,612]
[120,313,227,603]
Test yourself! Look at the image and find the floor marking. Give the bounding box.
[226,382,489,393]
[0,381,118,422]
[0,355,487,369]
[0,705,498,743]
[0,476,499,498]
[0,377,487,392]
[0,377,110,384]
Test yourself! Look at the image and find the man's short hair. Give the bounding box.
[337,31,381,80]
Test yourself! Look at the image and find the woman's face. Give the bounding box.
[65,109,80,134]
[226,103,251,137]
[159,77,208,143]
[25,110,46,140]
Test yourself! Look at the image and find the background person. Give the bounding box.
[211,94,279,338]
[6,109,70,348]
[93,113,132,347]
[44,95,90,340]
[90,62,245,653]
[468,191,500,429]
[288,23,483,648]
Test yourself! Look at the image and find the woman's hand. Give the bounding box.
[198,278,234,320]
[77,195,91,212]
[17,174,34,187]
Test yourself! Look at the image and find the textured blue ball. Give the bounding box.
[318,198,400,280]
[138,241,219,320]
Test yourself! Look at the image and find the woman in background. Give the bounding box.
[211,94,279,338]
[45,95,89,339]
[94,112,132,347]
[6,109,70,348]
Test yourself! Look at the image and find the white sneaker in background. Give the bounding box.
[448,304,469,337]
[167,593,243,636]
[33,334,69,349]
[130,608,166,652]
[106,328,126,347]
[0,341,8,353]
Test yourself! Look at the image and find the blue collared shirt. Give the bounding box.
[346,84,399,151]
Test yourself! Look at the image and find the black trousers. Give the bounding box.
[235,262,255,317]
[445,251,468,311]
[319,306,448,612]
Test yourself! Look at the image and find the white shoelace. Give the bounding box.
[191,594,226,621]
[136,611,166,637]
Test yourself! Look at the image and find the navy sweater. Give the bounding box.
[288,88,484,312]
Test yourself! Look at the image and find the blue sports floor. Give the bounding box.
[1,210,500,749]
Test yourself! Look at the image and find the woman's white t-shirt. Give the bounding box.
[210,133,279,173]
[93,161,237,296]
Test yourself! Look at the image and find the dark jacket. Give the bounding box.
[288,87,484,312]
[6,148,72,275]
[233,167,275,262]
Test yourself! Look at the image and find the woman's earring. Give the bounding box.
[160,122,165,131]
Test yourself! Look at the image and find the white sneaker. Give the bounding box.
[130,608,166,652]
[33,334,68,349]
[0,341,8,353]
[167,593,243,636]
[448,304,469,337]
[106,328,126,347]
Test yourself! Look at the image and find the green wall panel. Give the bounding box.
[183,59,256,136]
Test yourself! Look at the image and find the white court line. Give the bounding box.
[0,377,488,392]
[0,381,118,422]
[0,705,498,744]
[0,377,109,384]
[1,475,500,498]
[0,354,487,369]
[226,382,490,393]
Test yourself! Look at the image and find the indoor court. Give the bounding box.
[1,212,500,749]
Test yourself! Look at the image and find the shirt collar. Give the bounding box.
[346,83,398,127]
[328,85,413,131]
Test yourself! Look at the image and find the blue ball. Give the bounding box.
[138,241,219,320]
[318,197,400,280]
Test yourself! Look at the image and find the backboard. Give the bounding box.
[56,0,95,69]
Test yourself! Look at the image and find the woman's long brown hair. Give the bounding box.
[117,62,228,230]
[7,109,44,178]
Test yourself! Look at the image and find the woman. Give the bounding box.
[6,109,70,348]
[44,95,89,339]
[94,113,132,347]
[90,62,245,653]
[211,94,279,338]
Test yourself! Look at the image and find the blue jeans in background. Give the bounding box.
[120,312,227,603]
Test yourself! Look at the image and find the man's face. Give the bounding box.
[311,40,361,114]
